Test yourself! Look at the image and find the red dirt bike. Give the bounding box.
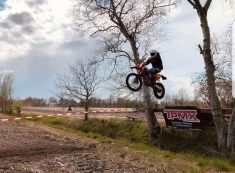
[126,62,167,99]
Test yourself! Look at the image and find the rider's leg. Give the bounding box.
[148,68,161,80]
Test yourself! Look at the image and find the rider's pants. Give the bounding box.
[147,67,161,74]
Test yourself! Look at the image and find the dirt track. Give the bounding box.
[22,107,164,121]
[0,115,182,173]
[0,110,230,173]
[0,122,144,173]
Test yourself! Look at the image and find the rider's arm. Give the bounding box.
[144,57,154,66]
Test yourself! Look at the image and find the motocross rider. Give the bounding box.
[142,49,163,81]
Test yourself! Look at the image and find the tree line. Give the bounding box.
[49,97,150,109]
[16,97,48,107]
[16,89,233,110]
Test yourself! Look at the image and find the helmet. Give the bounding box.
[150,49,157,56]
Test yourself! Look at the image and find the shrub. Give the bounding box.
[12,103,22,116]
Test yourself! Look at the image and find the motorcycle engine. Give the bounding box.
[143,78,152,87]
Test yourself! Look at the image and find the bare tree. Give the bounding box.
[0,71,14,113]
[192,75,210,105]
[74,0,177,139]
[186,0,234,150]
[56,59,102,120]
[172,88,190,105]
[48,97,58,107]
[192,27,233,108]
[178,88,190,103]
[162,94,172,106]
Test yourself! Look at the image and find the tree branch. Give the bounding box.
[198,44,203,54]
[193,0,203,7]
[186,0,196,8]
[204,0,212,12]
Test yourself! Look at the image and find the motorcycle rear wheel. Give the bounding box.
[126,73,142,92]
[153,83,165,99]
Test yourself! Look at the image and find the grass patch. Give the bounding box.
[156,128,219,156]
[30,116,235,172]
[35,117,148,143]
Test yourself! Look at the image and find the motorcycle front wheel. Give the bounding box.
[126,73,142,92]
[153,83,165,99]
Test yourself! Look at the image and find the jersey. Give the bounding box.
[145,52,163,70]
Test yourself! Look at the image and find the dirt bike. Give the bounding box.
[126,62,167,99]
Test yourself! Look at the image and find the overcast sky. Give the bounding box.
[0,0,234,100]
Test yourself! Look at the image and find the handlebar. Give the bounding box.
[130,62,145,70]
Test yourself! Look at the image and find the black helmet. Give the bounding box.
[150,49,157,56]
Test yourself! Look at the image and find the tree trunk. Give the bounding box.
[129,35,160,141]
[84,96,90,121]
[227,107,235,151]
[84,106,88,121]
[84,99,89,121]
[198,12,227,149]
[143,85,161,141]
[129,39,139,63]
